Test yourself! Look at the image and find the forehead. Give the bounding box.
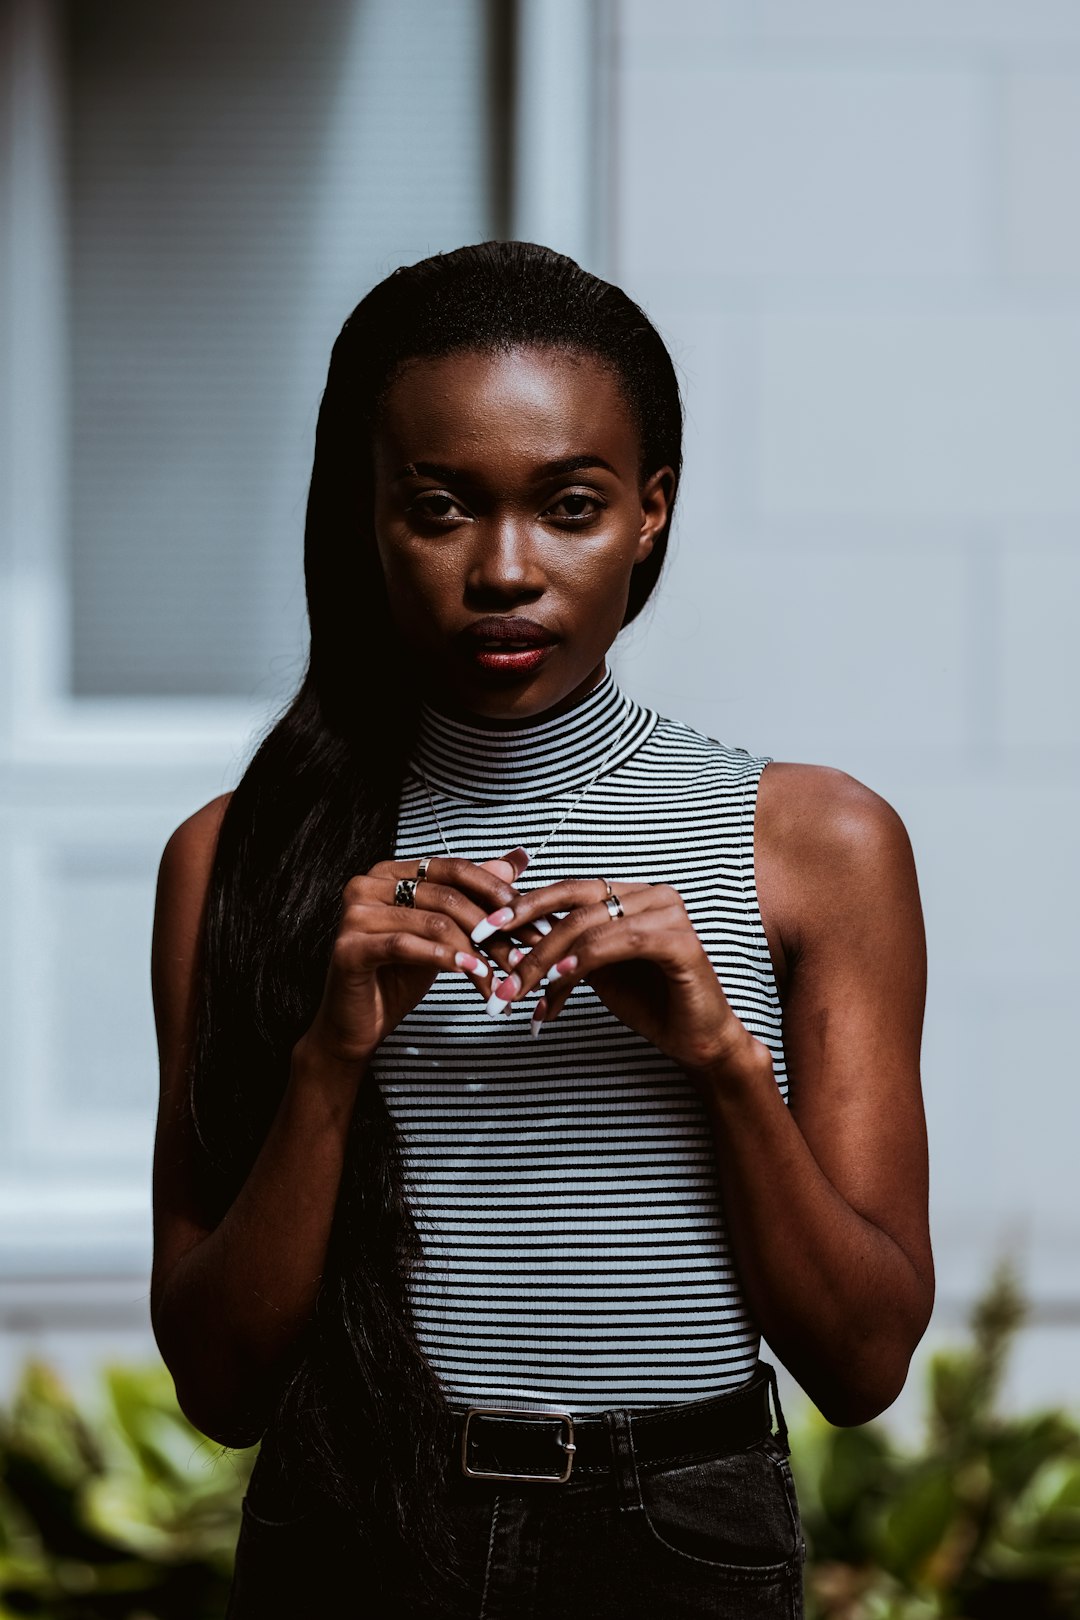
[374,345,639,464]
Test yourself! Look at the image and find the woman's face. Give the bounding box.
[371,344,674,724]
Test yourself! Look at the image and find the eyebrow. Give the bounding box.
[393,455,620,483]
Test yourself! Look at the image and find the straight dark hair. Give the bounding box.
[187,240,684,1582]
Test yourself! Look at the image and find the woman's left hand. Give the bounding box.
[483,878,767,1081]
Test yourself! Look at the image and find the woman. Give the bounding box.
[150,241,933,1618]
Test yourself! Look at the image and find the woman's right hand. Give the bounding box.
[295,848,534,1069]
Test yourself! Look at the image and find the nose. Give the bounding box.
[465,515,545,602]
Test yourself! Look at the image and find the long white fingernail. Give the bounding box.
[485,980,511,1017]
[534,918,552,936]
[472,906,515,945]
[548,954,579,985]
[530,998,547,1038]
[455,951,489,977]
[508,946,532,967]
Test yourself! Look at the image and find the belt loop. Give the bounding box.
[764,1362,790,1456]
[602,1407,642,1511]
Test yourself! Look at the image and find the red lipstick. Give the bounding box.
[460,616,559,675]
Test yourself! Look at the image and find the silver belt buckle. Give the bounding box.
[461,1405,576,1484]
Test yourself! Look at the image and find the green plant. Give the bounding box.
[0,1359,254,1619]
[794,1261,1080,1619]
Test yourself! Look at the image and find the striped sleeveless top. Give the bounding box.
[373,666,788,1414]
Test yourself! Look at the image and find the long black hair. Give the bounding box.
[188,240,684,1580]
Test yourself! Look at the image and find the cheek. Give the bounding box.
[573,536,650,631]
[380,541,460,617]
[548,537,640,602]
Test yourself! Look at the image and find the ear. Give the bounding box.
[636,465,675,564]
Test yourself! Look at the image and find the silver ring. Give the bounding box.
[604,893,624,921]
[416,854,435,882]
[394,877,418,908]
[599,877,615,900]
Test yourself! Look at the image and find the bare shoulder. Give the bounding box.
[755,761,921,964]
[756,759,913,859]
[150,791,235,1304]
[158,790,234,887]
[152,790,234,1036]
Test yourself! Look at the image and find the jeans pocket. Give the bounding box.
[236,1442,322,1530]
[225,1454,343,1620]
[759,1434,808,1565]
[238,1492,320,1531]
[634,1443,801,1578]
[225,1503,330,1620]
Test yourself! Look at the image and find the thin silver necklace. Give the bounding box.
[412,708,632,867]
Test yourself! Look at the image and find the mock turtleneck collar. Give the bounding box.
[407,666,657,803]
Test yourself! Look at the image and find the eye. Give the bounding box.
[544,490,605,523]
[409,492,470,523]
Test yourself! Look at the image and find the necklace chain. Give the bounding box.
[413,711,632,867]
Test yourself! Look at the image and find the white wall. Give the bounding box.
[605,0,1080,1420]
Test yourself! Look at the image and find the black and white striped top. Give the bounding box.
[373,666,788,1414]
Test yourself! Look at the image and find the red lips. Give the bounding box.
[462,616,558,647]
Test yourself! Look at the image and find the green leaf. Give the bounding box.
[878,1466,957,1579]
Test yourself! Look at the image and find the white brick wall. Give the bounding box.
[607,0,1080,1415]
[618,65,989,279]
[1000,536,1080,751]
[621,1,1080,49]
[758,316,1080,518]
[1004,73,1080,274]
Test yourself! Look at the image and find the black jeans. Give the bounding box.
[225,1368,806,1618]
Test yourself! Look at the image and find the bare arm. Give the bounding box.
[149,797,368,1447]
[692,763,934,1425]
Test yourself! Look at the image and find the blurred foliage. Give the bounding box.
[0,1360,255,1619]
[0,1263,1077,1617]
[796,1260,1080,1619]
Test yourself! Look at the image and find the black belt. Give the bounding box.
[451,1362,785,1486]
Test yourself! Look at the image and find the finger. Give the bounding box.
[388,856,522,916]
[477,846,531,885]
[471,848,560,947]
[504,916,554,954]
[447,848,552,948]
[334,920,486,982]
[415,854,546,959]
[360,878,520,973]
[541,900,693,1024]
[505,933,548,970]
[486,887,661,1013]
[342,901,497,989]
[368,876,499,931]
[468,875,641,954]
[501,876,652,933]
[480,859,516,884]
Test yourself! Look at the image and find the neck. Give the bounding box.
[408,665,656,802]
[419,662,608,732]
